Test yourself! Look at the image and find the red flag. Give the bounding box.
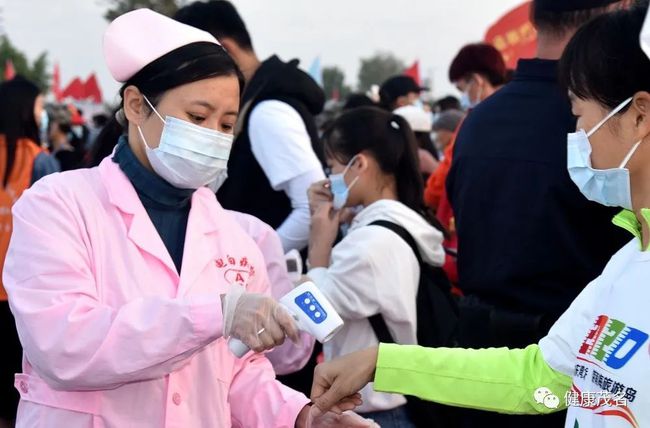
[60,74,103,104]
[83,73,102,104]
[61,77,85,100]
[403,61,421,86]
[331,87,340,101]
[67,104,85,125]
[52,63,63,101]
[4,59,15,81]
[484,1,537,69]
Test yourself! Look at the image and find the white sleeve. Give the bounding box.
[275,169,324,252]
[248,100,323,189]
[538,276,605,376]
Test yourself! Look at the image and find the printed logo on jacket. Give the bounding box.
[570,315,648,428]
[215,255,256,286]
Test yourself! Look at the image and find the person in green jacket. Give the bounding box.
[311,5,650,428]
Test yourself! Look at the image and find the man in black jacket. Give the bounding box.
[175,1,325,254]
[446,0,632,427]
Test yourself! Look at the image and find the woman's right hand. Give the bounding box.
[222,286,300,353]
[308,179,333,216]
[311,347,379,415]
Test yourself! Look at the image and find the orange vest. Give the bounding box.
[0,137,43,300]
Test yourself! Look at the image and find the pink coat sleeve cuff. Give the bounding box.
[188,294,223,345]
[278,384,311,428]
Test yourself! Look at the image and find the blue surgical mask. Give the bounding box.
[460,91,473,111]
[329,156,360,210]
[460,79,482,111]
[567,96,642,210]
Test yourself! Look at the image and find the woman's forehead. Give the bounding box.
[163,76,240,110]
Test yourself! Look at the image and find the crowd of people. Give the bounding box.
[0,0,648,427]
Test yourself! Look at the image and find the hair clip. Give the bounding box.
[115,109,127,127]
[390,120,399,129]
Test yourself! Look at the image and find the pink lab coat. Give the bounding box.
[229,212,315,375]
[4,156,309,427]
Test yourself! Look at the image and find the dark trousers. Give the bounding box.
[0,301,21,422]
[456,295,566,428]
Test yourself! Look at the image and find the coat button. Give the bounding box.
[19,381,28,394]
[172,392,182,406]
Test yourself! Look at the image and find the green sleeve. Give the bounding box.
[373,343,572,415]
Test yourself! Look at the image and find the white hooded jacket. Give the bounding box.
[308,199,445,413]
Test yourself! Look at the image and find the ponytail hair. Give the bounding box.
[323,106,446,233]
[387,113,425,214]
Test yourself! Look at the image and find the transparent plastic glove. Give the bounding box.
[306,408,379,428]
[222,284,299,353]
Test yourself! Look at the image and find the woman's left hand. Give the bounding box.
[309,202,340,267]
[311,348,379,415]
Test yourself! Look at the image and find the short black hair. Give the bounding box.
[559,3,650,110]
[434,96,461,112]
[343,93,376,110]
[174,1,254,51]
[531,2,616,36]
[92,113,109,128]
[379,76,424,110]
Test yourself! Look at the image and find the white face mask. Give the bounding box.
[567,96,642,210]
[137,95,233,190]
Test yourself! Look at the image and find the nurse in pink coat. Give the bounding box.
[3,9,372,428]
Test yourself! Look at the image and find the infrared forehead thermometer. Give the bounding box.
[285,249,303,283]
[228,281,344,358]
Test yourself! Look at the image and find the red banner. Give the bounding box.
[484,1,537,69]
[60,73,103,104]
[84,73,102,104]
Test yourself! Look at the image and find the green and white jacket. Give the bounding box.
[373,210,650,428]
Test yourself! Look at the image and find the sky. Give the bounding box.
[0,0,526,105]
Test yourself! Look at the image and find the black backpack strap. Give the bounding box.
[367,220,423,345]
[369,220,423,265]
[368,313,395,344]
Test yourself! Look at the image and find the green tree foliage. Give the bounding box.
[357,51,405,92]
[0,36,49,91]
[102,0,184,21]
[322,65,351,100]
